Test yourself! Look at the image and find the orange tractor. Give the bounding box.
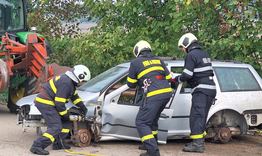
[0,0,69,113]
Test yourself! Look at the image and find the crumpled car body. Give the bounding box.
[17,60,262,144]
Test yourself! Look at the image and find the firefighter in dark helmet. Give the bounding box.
[30,65,90,155]
[174,33,217,153]
[127,40,173,156]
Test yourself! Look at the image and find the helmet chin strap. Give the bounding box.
[65,71,79,84]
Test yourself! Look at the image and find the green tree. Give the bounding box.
[31,0,261,76]
[81,0,261,75]
[27,0,89,37]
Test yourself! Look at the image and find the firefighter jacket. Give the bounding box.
[127,52,173,101]
[35,74,86,116]
[178,43,216,97]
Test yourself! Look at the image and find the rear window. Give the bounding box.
[214,67,261,92]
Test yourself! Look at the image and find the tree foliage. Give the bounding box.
[27,0,89,37]
[31,0,262,76]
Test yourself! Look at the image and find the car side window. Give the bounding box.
[118,87,137,105]
[214,67,261,92]
[171,67,191,94]
[105,76,138,106]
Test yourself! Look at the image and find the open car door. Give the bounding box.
[101,84,174,144]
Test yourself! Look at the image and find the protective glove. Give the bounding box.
[170,77,176,84]
[61,113,70,122]
[78,103,88,116]
[170,76,181,89]
[174,76,181,83]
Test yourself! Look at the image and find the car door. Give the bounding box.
[101,84,174,143]
[167,83,192,136]
[168,67,192,136]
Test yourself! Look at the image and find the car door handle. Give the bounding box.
[160,113,169,118]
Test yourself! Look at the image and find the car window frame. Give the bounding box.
[170,66,192,94]
[102,73,128,94]
[115,84,143,107]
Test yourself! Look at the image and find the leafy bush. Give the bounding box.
[33,0,261,76]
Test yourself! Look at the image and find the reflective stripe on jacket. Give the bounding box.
[36,74,85,116]
[127,52,172,100]
[179,43,216,97]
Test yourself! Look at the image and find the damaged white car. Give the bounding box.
[17,59,262,146]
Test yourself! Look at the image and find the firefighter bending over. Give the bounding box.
[30,65,90,155]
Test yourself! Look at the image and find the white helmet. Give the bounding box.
[65,65,91,84]
[178,33,198,49]
[133,40,152,57]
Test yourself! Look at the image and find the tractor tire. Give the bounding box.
[7,89,19,114]
[8,77,38,113]
[7,87,25,114]
[7,100,19,113]
[25,77,38,95]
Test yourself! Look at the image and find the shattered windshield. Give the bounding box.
[0,0,25,32]
[78,66,128,93]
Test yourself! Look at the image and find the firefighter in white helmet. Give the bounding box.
[174,33,216,153]
[30,65,90,155]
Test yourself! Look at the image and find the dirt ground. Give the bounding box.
[0,104,261,156]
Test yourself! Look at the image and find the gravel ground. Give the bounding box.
[0,104,261,156]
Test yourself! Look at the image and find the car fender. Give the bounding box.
[207,101,248,133]
[16,94,37,107]
[208,101,243,121]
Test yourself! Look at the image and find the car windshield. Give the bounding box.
[0,0,24,32]
[78,66,128,93]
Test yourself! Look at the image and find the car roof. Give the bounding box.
[116,59,252,68]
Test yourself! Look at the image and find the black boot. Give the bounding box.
[139,135,158,150]
[140,151,150,156]
[30,146,49,155]
[140,150,160,156]
[183,139,205,153]
[184,141,206,150]
[138,144,147,150]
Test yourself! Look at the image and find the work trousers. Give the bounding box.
[190,92,214,137]
[136,97,170,156]
[32,102,71,149]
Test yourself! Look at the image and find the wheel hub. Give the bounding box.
[73,129,92,147]
[217,127,232,143]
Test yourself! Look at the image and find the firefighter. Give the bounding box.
[174,33,217,153]
[30,65,90,155]
[127,40,173,156]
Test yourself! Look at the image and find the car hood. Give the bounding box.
[16,91,100,115]
[16,94,37,107]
